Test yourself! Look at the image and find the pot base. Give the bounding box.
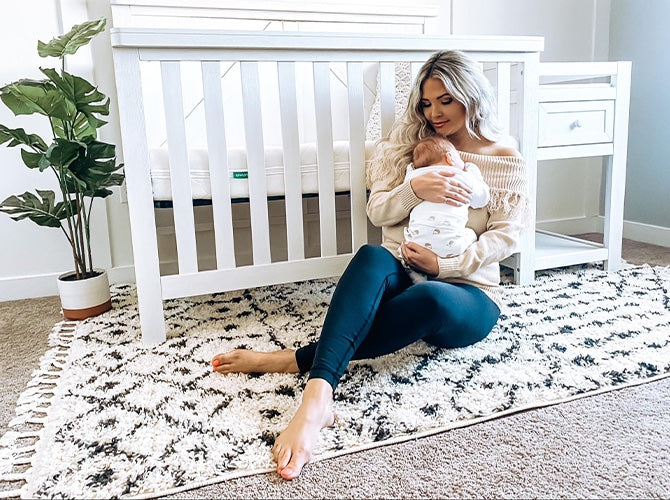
[62,298,112,320]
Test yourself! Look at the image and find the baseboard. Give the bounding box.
[0,272,62,302]
[537,216,670,248]
[623,220,670,248]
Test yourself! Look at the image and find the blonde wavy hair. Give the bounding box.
[368,50,501,188]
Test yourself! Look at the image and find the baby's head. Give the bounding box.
[412,136,464,170]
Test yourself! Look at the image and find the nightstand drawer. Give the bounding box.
[538,100,614,147]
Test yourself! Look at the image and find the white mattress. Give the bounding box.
[149,140,376,201]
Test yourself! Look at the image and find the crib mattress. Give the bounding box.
[149,140,376,201]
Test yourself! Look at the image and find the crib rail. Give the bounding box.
[111,29,542,344]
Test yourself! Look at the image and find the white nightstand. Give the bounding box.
[503,61,632,284]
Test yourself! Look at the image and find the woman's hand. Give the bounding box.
[400,241,439,277]
[410,171,472,206]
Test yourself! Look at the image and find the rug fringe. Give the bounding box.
[0,318,80,497]
[0,489,22,499]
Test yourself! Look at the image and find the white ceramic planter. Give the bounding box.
[57,269,112,320]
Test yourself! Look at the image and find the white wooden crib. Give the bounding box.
[110,27,543,344]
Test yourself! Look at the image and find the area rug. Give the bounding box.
[1,265,669,498]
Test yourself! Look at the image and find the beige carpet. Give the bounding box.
[1,236,669,498]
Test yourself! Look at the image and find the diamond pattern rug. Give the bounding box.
[1,265,669,498]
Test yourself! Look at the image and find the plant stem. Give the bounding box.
[76,191,87,276]
[53,164,82,278]
[85,197,94,273]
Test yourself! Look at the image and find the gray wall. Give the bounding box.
[609,0,670,229]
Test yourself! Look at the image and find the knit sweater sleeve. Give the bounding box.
[366,174,422,228]
[436,154,529,279]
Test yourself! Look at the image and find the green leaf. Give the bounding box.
[88,188,114,198]
[66,138,124,195]
[20,149,47,169]
[51,113,101,141]
[85,140,115,160]
[45,138,82,168]
[41,68,109,138]
[71,113,98,140]
[37,18,106,58]
[0,190,70,228]
[1,79,50,115]
[0,124,48,151]
[0,79,75,119]
[64,173,88,193]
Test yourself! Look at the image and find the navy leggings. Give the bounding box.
[295,244,501,391]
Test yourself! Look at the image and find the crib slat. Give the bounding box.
[201,61,236,269]
[240,61,272,265]
[496,62,511,136]
[346,62,367,253]
[379,62,396,138]
[277,62,305,261]
[313,62,337,257]
[161,61,198,274]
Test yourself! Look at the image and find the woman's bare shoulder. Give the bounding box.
[495,146,523,158]
[486,141,523,158]
[456,138,523,158]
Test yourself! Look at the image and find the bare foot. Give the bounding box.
[272,378,335,480]
[211,349,299,374]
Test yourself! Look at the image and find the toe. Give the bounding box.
[280,466,298,480]
[274,446,291,470]
[280,449,309,480]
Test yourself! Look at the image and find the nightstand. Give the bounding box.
[504,61,632,284]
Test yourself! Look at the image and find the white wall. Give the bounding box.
[0,2,63,284]
[450,0,609,61]
[0,1,61,285]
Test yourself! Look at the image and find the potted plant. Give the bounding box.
[0,17,124,320]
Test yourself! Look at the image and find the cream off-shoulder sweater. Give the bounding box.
[366,152,529,308]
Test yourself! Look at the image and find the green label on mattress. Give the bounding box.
[231,171,248,179]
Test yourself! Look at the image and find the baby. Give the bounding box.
[402,135,490,283]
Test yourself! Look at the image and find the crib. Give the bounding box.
[110,25,543,344]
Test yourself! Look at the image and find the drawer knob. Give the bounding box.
[570,120,582,130]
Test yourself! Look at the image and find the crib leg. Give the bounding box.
[131,231,166,344]
[130,224,166,344]
[136,280,167,344]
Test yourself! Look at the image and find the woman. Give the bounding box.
[211,50,528,480]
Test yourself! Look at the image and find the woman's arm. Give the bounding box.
[436,200,525,279]
[366,178,421,227]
